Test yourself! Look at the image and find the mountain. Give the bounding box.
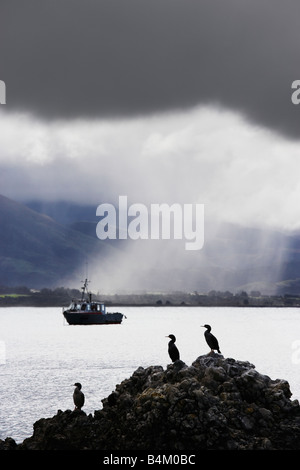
[0,194,116,288]
[26,200,97,225]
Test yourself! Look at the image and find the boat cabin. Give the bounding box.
[68,301,107,314]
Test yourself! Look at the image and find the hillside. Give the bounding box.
[0,194,115,287]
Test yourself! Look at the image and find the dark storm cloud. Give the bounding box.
[1,0,300,137]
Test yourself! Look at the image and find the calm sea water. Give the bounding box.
[0,306,300,443]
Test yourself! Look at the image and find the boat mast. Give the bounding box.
[81,278,90,301]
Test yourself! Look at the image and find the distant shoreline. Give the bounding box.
[0,287,300,308]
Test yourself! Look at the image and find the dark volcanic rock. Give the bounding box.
[4,355,300,450]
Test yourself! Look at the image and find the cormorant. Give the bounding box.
[73,382,85,410]
[166,334,180,362]
[202,324,221,354]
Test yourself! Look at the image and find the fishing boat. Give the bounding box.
[63,279,124,325]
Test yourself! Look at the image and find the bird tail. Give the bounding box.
[218,349,221,354]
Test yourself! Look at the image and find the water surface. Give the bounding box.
[0,306,299,442]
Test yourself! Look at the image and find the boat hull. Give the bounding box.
[63,310,124,325]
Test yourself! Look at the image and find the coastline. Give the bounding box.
[1,289,300,308]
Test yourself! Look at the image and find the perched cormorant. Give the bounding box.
[166,334,180,362]
[73,382,85,410]
[202,324,221,354]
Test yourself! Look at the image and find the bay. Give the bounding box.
[0,306,300,443]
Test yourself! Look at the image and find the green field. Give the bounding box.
[0,294,30,298]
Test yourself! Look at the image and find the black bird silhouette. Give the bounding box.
[202,324,221,354]
[73,382,85,410]
[166,334,180,362]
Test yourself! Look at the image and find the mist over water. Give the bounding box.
[86,217,290,294]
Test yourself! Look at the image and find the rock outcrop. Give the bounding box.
[2,354,300,450]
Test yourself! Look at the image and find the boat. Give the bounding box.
[63,279,125,325]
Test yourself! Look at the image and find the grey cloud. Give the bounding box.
[1,0,300,137]
[1,107,299,231]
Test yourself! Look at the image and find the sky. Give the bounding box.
[1,1,300,291]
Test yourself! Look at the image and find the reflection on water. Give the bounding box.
[0,306,300,442]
